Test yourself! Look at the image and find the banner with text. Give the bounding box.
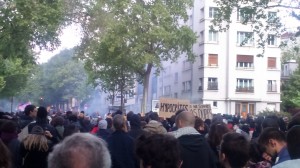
[159,98,190,118]
[189,104,212,119]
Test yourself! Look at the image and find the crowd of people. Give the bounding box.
[0,104,300,168]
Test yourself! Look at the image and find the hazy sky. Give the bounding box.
[37,24,82,63]
[37,8,299,64]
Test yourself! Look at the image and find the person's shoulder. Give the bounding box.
[273,159,300,168]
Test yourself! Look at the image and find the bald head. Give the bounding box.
[175,112,195,128]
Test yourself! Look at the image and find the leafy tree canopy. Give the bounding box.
[212,0,300,56]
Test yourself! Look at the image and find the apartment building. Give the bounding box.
[156,0,281,116]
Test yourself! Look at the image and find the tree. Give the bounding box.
[282,68,300,111]
[78,0,197,113]
[17,49,93,109]
[0,0,68,91]
[211,0,300,56]
[281,38,300,63]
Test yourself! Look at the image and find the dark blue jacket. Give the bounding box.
[107,130,138,168]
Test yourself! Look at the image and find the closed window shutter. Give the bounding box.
[208,54,218,66]
[237,55,253,62]
[268,57,276,68]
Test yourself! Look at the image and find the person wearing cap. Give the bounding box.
[96,119,111,141]
[20,125,53,168]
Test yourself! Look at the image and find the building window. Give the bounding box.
[237,8,253,22]
[200,8,204,20]
[200,54,204,67]
[208,78,218,90]
[235,102,255,116]
[189,15,193,28]
[213,101,217,107]
[236,79,254,92]
[209,7,218,19]
[268,35,277,46]
[267,80,277,92]
[183,81,192,92]
[183,60,192,71]
[267,57,276,69]
[174,72,178,84]
[200,31,204,43]
[208,54,218,66]
[208,30,218,42]
[236,55,254,68]
[199,78,203,91]
[237,32,254,45]
[268,12,277,22]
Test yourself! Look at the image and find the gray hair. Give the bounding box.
[48,133,111,168]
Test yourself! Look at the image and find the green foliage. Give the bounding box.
[282,68,300,111]
[78,0,197,112]
[258,108,291,119]
[281,38,300,63]
[0,58,32,97]
[17,49,93,106]
[212,0,299,56]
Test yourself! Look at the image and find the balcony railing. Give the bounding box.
[208,82,218,90]
[267,84,277,92]
[236,86,254,93]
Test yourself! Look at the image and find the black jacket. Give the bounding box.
[96,129,110,141]
[18,115,34,130]
[178,134,218,168]
[107,130,138,168]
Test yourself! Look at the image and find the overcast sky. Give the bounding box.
[37,24,82,63]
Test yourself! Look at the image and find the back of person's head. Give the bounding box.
[24,105,36,116]
[175,109,186,116]
[105,118,112,129]
[0,120,17,134]
[208,122,230,148]
[220,132,250,168]
[258,127,286,146]
[24,126,49,152]
[36,107,48,124]
[129,114,141,129]
[48,133,111,168]
[51,116,64,127]
[68,114,78,122]
[112,110,123,118]
[98,120,108,129]
[249,141,266,163]
[0,139,11,168]
[136,134,181,168]
[287,115,300,130]
[149,112,159,121]
[63,124,80,139]
[287,126,300,159]
[113,114,126,131]
[262,117,279,130]
[175,112,195,128]
[194,117,204,132]
[126,111,134,122]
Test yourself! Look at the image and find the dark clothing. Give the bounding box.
[20,142,52,168]
[107,130,138,168]
[128,128,146,139]
[1,134,22,168]
[178,134,217,168]
[18,115,34,130]
[28,123,59,145]
[96,129,110,141]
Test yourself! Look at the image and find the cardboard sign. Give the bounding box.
[152,100,159,113]
[159,98,190,118]
[189,104,212,119]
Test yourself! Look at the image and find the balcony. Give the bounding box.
[267,85,277,92]
[236,86,254,93]
[208,82,218,90]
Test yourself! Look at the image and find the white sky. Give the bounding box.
[37,24,82,63]
[36,7,299,64]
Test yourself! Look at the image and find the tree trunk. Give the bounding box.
[141,64,153,115]
[10,96,13,112]
[120,84,124,113]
